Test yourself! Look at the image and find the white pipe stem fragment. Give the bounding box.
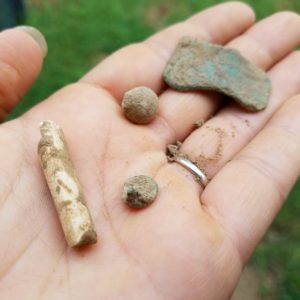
[38,120,97,247]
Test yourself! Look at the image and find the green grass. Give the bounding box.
[252,178,300,299]
[7,0,300,298]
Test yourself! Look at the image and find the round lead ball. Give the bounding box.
[122,175,158,209]
[122,86,159,124]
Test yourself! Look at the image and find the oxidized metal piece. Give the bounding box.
[122,175,158,208]
[164,36,271,111]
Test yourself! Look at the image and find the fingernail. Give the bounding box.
[17,26,48,58]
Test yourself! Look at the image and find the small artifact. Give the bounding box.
[166,141,208,187]
[163,36,271,111]
[122,86,159,124]
[122,175,158,208]
[38,120,97,247]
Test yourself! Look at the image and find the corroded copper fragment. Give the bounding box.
[164,37,271,111]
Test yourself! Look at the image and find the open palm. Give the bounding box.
[1,3,300,299]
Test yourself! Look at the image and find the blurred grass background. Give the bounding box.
[5,0,300,298]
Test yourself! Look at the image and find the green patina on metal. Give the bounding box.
[203,62,216,81]
[163,36,271,111]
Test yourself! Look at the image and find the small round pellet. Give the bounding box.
[122,86,159,124]
[122,175,158,209]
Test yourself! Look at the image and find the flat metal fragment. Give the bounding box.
[164,36,271,111]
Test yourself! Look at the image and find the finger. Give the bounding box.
[0,26,47,121]
[179,51,300,179]
[202,94,300,263]
[80,2,255,100]
[157,12,300,141]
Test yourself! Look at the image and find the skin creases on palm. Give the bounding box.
[0,83,238,299]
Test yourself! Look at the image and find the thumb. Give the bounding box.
[0,26,47,121]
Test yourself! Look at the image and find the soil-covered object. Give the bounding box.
[166,141,183,162]
[38,120,97,247]
[164,36,271,111]
[122,86,159,124]
[122,175,158,208]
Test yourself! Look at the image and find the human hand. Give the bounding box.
[1,3,300,299]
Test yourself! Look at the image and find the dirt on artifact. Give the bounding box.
[122,175,158,209]
[163,36,271,111]
[122,86,159,124]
